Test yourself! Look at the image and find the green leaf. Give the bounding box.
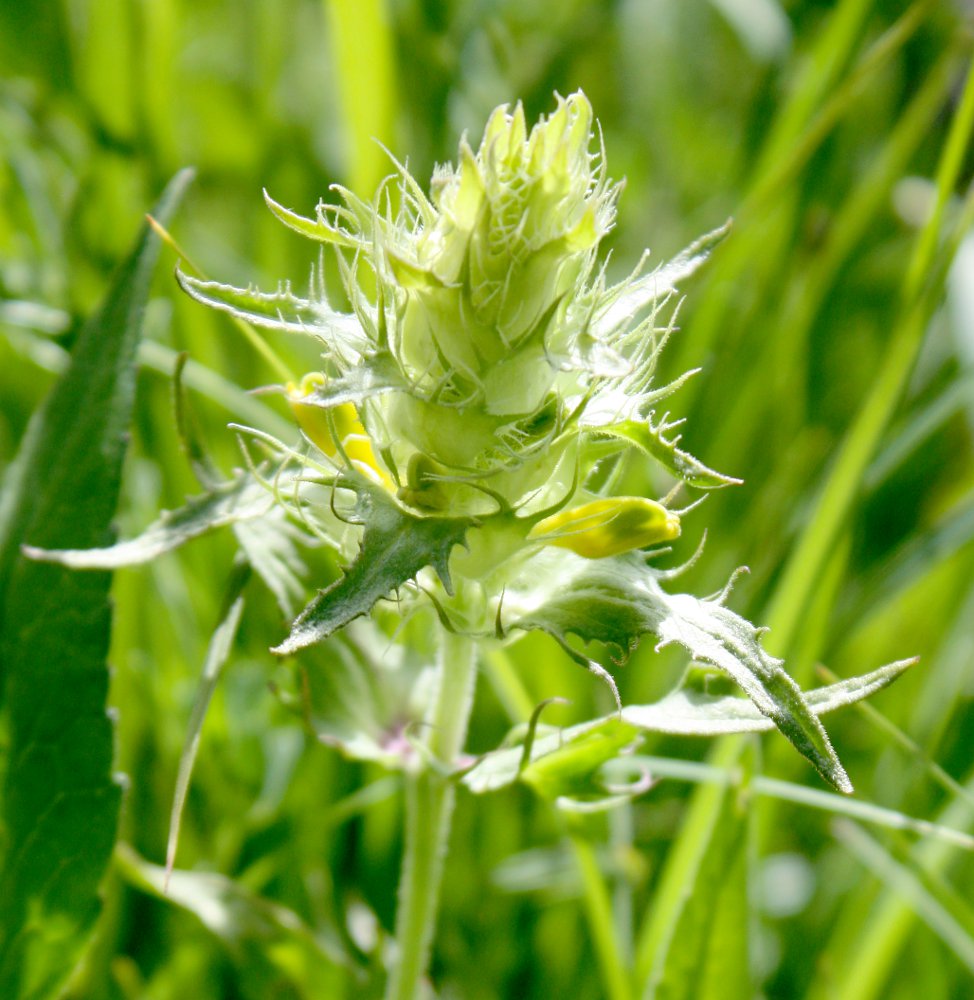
[463,716,641,798]
[519,717,641,804]
[593,415,742,489]
[462,659,911,795]
[0,169,193,1000]
[298,352,407,407]
[26,463,312,619]
[22,468,280,569]
[621,658,916,735]
[165,561,249,886]
[641,745,755,1000]
[175,267,364,347]
[115,844,351,1000]
[233,510,308,619]
[263,188,362,249]
[593,221,733,338]
[290,619,433,768]
[508,553,853,792]
[273,481,473,655]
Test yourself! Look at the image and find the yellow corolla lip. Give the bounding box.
[286,373,394,490]
[527,496,680,559]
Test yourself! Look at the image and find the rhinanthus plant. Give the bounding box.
[30,92,912,998]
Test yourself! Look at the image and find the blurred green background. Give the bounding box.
[2,1,973,997]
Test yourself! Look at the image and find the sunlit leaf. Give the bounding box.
[506,552,854,791]
[0,169,193,1000]
[22,468,283,569]
[273,480,473,655]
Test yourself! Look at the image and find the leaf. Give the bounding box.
[165,561,249,887]
[592,417,741,489]
[263,188,362,249]
[592,221,732,338]
[273,482,473,655]
[115,844,351,1000]
[621,658,916,735]
[507,553,854,792]
[292,619,434,768]
[462,660,911,795]
[233,510,308,619]
[462,716,639,796]
[640,744,755,1000]
[175,268,364,348]
[0,169,193,1000]
[298,352,406,407]
[22,468,281,569]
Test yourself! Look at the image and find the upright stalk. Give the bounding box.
[386,628,477,1000]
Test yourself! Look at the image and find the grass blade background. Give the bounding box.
[0,169,193,998]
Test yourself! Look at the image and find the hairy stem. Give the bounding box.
[386,629,477,1000]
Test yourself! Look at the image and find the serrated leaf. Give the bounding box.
[593,418,741,489]
[23,468,282,569]
[508,554,853,792]
[592,221,732,337]
[298,352,406,408]
[462,659,910,795]
[273,482,473,655]
[263,188,362,249]
[175,268,364,347]
[0,169,192,999]
[622,658,916,735]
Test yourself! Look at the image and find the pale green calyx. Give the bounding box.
[178,91,730,522]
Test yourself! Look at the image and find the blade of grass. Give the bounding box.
[708,44,960,466]
[324,0,398,198]
[626,757,974,852]
[833,820,974,977]
[572,836,634,1000]
[764,52,974,664]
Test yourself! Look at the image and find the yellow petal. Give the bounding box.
[528,497,680,559]
[287,373,393,489]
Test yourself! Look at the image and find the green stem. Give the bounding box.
[386,629,477,1000]
[572,835,634,1000]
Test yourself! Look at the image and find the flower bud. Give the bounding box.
[287,373,392,489]
[528,497,681,559]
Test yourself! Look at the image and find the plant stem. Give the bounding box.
[386,628,477,1000]
[572,835,634,1000]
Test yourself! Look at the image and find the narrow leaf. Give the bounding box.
[165,561,249,887]
[463,660,911,795]
[622,658,916,735]
[23,468,280,569]
[263,188,361,248]
[176,267,363,346]
[0,169,193,1000]
[116,844,351,999]
[642,746,755,1000]
[593,418,741,489]
[593,221,732,337]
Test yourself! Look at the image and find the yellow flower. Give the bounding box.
[528,497,680,559]
[286,373,393,490]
